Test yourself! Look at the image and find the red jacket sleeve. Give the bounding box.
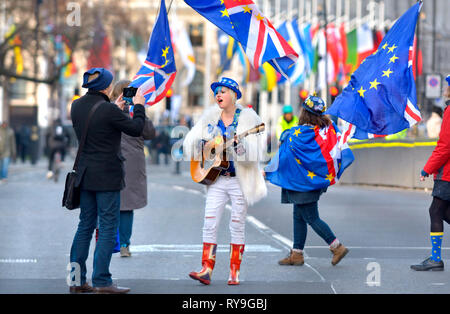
[424,107,450,174]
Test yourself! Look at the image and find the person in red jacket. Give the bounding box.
[411,75,450,271]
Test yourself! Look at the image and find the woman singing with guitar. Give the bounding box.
[183,77,267,285]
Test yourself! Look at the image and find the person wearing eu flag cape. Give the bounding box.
[265,95,354,267]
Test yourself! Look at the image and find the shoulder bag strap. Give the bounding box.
[72,100,104,171]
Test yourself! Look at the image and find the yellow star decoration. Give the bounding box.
[289,137,292,142]
[382,43,388,50]
[358,86,366,98]
[220,0,224,4]
[243,5,252,14]
[221,9,229,18]
[256,13,264,21]
[293,129,302,137]
[382,68,393,78]
[389,54,399,64]
[369,79,381,90]
[162,46,169,58]
[387,44,398,53]
[295,158,302,165]
[325,173,335,182]
[307,171,316,180]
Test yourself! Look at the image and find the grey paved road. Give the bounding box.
[0,158,447,294]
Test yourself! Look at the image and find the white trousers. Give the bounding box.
[203,176,248,244]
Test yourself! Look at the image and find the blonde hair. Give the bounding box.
[214,86,237,104]
[110,79,132,102]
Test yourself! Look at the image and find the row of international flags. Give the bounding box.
[3,0,423,143]
[217,17,423,93]
[131,0,423,141]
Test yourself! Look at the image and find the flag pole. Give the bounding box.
[285,0,293,106]
[323,0,329,105]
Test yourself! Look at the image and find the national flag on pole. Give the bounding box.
[356,23,374,67]
[276,20,307,86]
[184,0,298,79]
[171,16,195,87]
[326,2,423,142]
[130,0,176,106]
[217,29,238,75]
[264,123,354,192]
[87,20,112,71]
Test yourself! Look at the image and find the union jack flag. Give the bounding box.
[129,0,176,106]
[184,0,298,79]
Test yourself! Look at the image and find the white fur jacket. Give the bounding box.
[183,103,267,206]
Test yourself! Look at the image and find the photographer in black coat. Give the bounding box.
[69,68,145,294]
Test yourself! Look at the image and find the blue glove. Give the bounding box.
[421,170,429,177]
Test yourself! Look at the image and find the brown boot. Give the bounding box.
[330,244,349,266]
[278,249,304,266]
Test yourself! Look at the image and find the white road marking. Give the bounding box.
[304,246,450,250]
[130,244,281,253]
[0,259,37,263]
[164,182,334,293]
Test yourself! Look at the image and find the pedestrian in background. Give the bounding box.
[69,68,146,294]
[110,80,155,257]
[265,95,354,267]
[18,125,30,163]
[276,104,299,141]
[0,121,16,183]
[411,75,450,271]
[426,106,443,139]
[46,119,70,179]
[183,77,267,286]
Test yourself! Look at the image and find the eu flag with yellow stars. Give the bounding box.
[265,123,354,192]
[129,0,176,106]
[326,2,422,140]
[184,0,298,79]
[184,0,236,39]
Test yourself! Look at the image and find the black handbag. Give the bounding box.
[62,101,103,210]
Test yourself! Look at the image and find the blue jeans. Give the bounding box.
[293,202,336,250]
[119,211,134,247]
[0,157,10,179]
[70,190,120,287]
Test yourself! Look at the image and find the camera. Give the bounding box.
[123,87,137,98]
[123,87,137,106]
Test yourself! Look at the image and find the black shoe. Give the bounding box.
[410,257,444,271]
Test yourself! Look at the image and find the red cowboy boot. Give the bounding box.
[228,243,245,285]
[189,243,217,285]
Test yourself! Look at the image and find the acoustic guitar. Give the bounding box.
[190,123,265,185]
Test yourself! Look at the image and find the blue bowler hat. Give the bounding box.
[82,68,113,91]
[211,77,242,100]
[302,95,327,116]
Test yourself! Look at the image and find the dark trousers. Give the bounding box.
[119,211,134,247]
[48,147,66,171]
[293,202,336,250]
[69,190,120,287]
[429,197,450,233]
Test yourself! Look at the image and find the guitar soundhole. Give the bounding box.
[211,148,216,155]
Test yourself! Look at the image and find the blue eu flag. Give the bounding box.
[265,124,354,192]
[184,0,236,39]
[326,2,422,139]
